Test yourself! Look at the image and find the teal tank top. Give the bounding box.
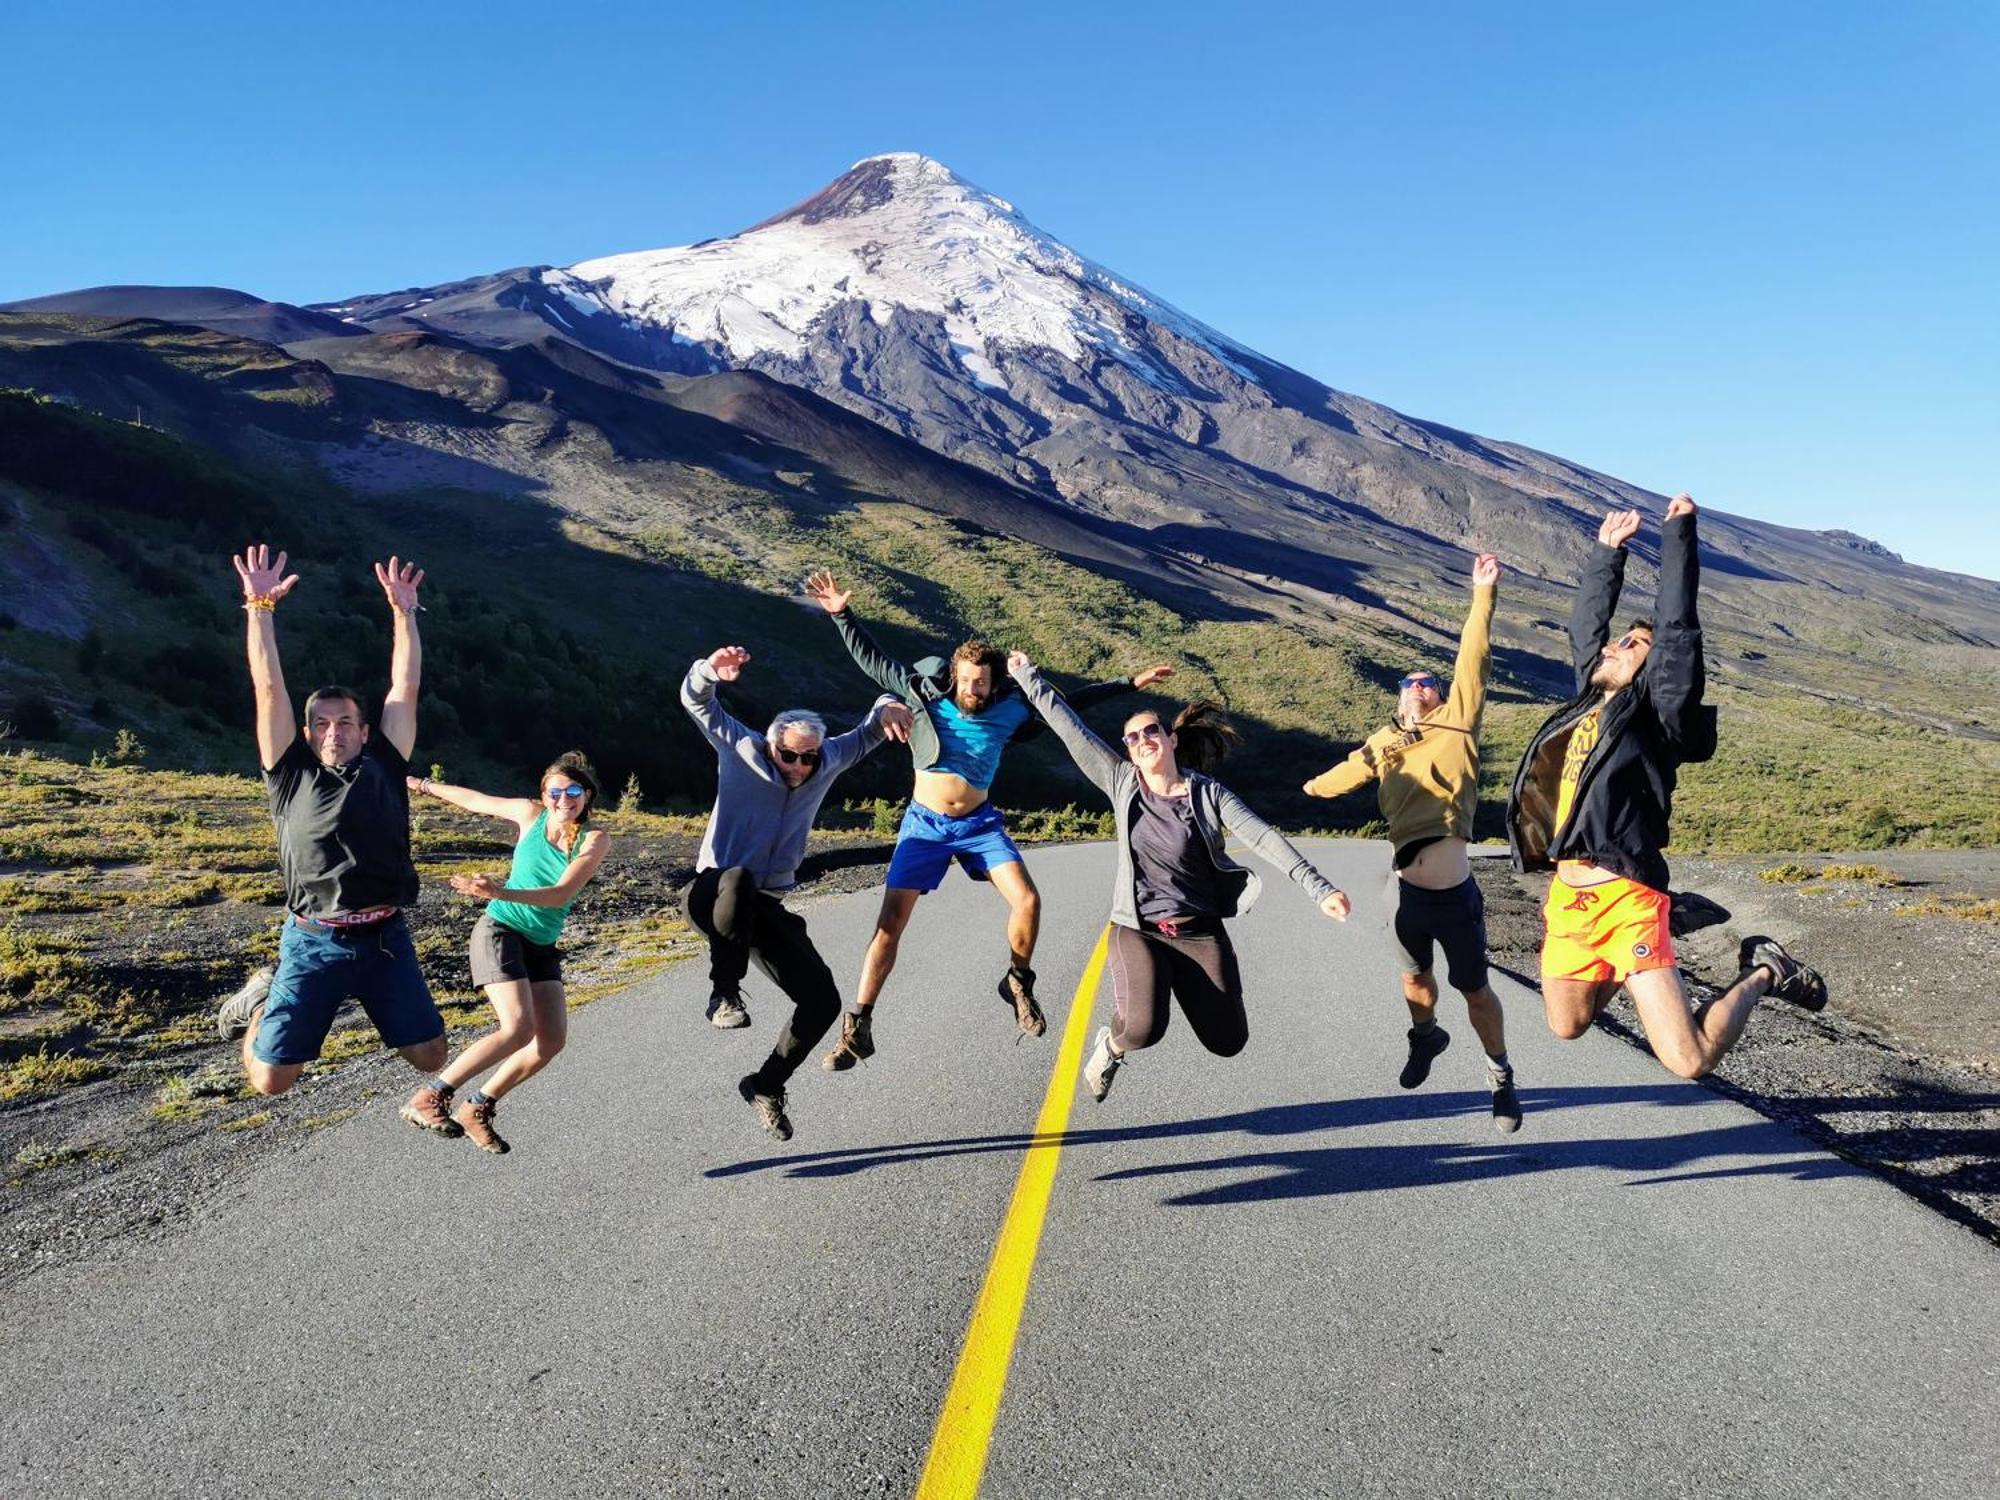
[484,810,577,946]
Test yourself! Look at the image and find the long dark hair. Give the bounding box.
[540,750,600,851]
[1127,701,1239,774]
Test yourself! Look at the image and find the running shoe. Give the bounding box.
[999,965,1047,1038]
[821,1009,875,1071]
[1668,889,1732,937]
[1738,936,1828,1012]
[215,966,273,1041]
[738,1075,793,1142]
[708,991,751,1029]
[452,1096,510,1154]
[398,1084,462,1137]
[1490,1075,1523,1135]
[1398,1024,1451,1089]
[1083,1026,1122,1102]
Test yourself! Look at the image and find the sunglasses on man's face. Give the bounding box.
[1398,675,1440,692]
[1613,633,1653,651]
[774,745,822,767]
[1122,724,1166,746]
[545,784,588,802]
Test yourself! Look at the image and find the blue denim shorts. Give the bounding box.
[884,801,1024,893]
[254,914,444,1065]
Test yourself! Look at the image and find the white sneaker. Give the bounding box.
[1083,1026,1123,1102]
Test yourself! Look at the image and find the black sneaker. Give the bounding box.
[216,966,273,1041]
[999,966,1047,1038]
[708,991,750,1029]
[1399,1024,1451,1089]
[738,1075,793,1141]
[821,1010,875,1071]
[1490,1075,1523,1134]
[1739,936,1828,1012]
[1669,889,1732,937]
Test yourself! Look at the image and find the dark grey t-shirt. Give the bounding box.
[264,736,419,919]
[1131,783,1223,923]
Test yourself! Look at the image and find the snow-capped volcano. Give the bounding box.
[548,152,1258,396]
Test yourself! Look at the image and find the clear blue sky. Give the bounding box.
[4,1,1994,578]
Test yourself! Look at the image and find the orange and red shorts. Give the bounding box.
[1540,872,1677,983]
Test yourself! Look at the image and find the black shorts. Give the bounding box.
[1393,876,1489,992]
[468,911,564,987]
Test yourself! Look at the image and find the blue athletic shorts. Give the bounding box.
[884,802,1024,893]
[254,913,444,1065]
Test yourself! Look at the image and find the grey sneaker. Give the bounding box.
[709,991,751,1029]
[821,1010,875,1072]
[216,966,273,1041]
[738,1075,793,1141]
[1083,1026,1122,1102]
[1490,1075,1523,1134]
[1399,1024,1451,1089]
[1739,936,1828,1012]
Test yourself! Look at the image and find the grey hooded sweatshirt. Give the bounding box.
[681,659,898,891]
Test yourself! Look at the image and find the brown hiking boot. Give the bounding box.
[399,1085,463,1137]
[821,1009,875,1072]
[738,1075,794,1142]
[999,966,1046,1038]
[451,1095,510,1154]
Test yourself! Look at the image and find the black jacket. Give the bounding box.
[1506,511,1717,892]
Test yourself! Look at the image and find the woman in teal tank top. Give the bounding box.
[396,751,613,1154]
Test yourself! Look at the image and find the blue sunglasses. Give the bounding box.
[1398,674,1440,692]
[545,784,589,802]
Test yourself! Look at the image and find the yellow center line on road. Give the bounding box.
[913,926,1110,1500]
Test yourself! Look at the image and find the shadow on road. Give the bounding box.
[707,1084,1850,1202]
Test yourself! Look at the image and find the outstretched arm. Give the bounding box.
[681,647,758,752]
[374,557,424,761]
[1212,784,1350,921]
[1572,510,1637,692]
[1444,554,1498,724]
[1648,493,1707,740]
[1006,652,1123,799]
[450,830,612,907]
[805,570,924,700]
[1303,742,1380,800]
[1012,663,1174,743]
[408,775,538,830]
[233,544,300,772]
[822,695,914,776]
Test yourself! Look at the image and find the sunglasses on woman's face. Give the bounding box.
[1122,723,1166,746]
[1398,675,1440,692]
[545,784,588,802]
[774,745,822,767]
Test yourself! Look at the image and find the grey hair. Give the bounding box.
[767,709,827,746]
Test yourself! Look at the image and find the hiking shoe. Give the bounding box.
[1740,936,1828,1012]
[452,1096,510,1154]
[1491,1075,1523,1135]
[215,966,273,1041]
[398,1085,462,1137]
[1083,1026,1122,1103]
[708,991,751,1029]
[1399,1024,1451,1089]
[999,966,1047,1038]
[822,1010,875,1071]
[738,1075,794,1142]
[1669,889,1732,938]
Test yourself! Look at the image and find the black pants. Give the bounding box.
[684,867,842,1091]
[1106,921,1246,1057]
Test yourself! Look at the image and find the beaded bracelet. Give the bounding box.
[243,594,278,613]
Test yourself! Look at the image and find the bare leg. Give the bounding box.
[986,860,1041,971]
[1460,983,1508,1057]
[240,1011,305,1096]
[1401,970,1439,1027]
[481,982,569,1099]
[1541,977,1621,1040]
[435,979,535,1089]
[1625,965,1772,1079]
[854,888,921,1012]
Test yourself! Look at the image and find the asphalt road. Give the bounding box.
[5,841,1996,1499]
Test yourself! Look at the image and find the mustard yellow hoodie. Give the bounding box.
[1305,584,1493,855]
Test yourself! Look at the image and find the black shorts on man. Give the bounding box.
[1393,876,1489,992]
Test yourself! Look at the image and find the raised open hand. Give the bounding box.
[879,703,915,743]
[449,872,506,901]
[1320,890,1352,922]
[1471,553,1502,588]
[1131,664,1175,690]
[708,645,752,682]
[232,544,300,606]
[1597,510,1643,550]
[803,570,850,615]
[1664,492,1697,522]
[1007,650,1034,674]
[373,556,425,612]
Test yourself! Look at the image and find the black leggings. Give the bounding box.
[1106,922,1246,1057]
[684,866,841,1090]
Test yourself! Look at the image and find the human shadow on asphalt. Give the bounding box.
[706,1083,1849,1201]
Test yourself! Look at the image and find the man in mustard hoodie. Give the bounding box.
[1304,553,1520,1133]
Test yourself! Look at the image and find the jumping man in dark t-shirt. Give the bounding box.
[215,543,447,1096]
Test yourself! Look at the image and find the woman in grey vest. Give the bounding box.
[1007,652,1350,1103]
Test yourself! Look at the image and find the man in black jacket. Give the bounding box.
[1507,495,1825,1077]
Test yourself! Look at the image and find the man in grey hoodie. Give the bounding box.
[681,644,912,1140]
